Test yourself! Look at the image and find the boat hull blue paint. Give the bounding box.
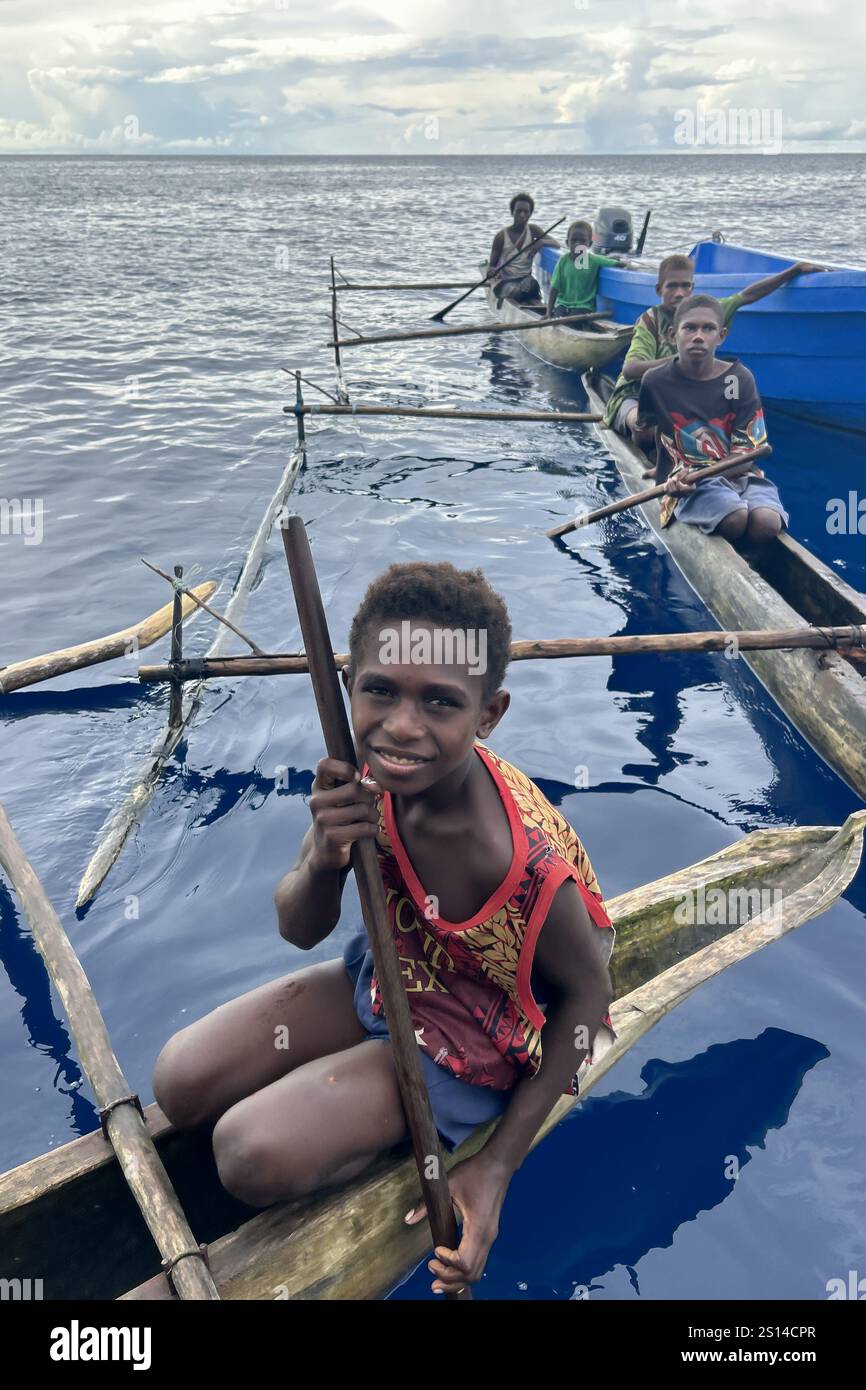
[538,241,866,433]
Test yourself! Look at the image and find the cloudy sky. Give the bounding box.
[1,0,863,155]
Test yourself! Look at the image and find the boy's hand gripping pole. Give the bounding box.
[282,516,471,1301]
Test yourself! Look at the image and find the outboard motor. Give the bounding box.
[593,207,633,254]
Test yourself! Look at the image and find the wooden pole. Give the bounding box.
[75,445,306,912]
[282,516,470,1301]
[330,310,606,349]
[330,257,349,403]
[0,582,217,695]
[293,372,306,445]
[430,215,565,322]
[284,403,601,424]
[0,802,219,1300]
[335,280,477,292]
[168,565,184,729]
[547,443,773,537]
[138,623,866,685]
[141,558,265,655]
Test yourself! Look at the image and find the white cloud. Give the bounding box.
[0,0,862,153]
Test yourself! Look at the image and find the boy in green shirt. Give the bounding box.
[604,253,824,457]
[547,221,622,318]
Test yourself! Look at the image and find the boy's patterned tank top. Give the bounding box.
[368,743,614,1092]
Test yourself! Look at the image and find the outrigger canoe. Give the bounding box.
[2,811,863,1301]
[482,276,632,373]
[582,372,866,804]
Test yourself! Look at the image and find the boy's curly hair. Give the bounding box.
[673,293,724,328]
[349,563,512,699]
[509,191,535,214]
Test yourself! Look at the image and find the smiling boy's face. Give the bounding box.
[344,620,509,795]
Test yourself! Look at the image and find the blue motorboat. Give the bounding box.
[537,239,866,434]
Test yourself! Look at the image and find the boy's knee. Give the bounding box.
[715,508,748,540]
[152,1032,217,1130]
[213,1110,312,1208]
[747,508,782,542]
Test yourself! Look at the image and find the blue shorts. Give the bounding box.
[342,931,511,1152]
[675,473,789,535]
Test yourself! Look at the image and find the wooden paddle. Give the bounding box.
[548,442,773,538]
[282,516,471,1301]
[430,216,565,322]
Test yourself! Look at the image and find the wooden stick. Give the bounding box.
[138,623,866,684]
[294,372,306,446]
[0,583,217,695]
[330,257,350,403]
[330,311,606,349]
[285,403,601,424]
[547,443,773,537]
[431,216,565,322]
[335,280,477,291]
[75,445,306,910]
[0,802,219,1300]
[282,517,470,1301]
[168,565,184,729]
[141,558,265,655]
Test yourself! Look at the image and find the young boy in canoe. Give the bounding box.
[547,220,622,319]
[153,563,614,1295]
[604,253,824,447]
[636,293,786,544]
[488,193,560,306]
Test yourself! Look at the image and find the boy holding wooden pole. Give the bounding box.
[154,563,613,1295]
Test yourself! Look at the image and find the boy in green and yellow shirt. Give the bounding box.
[604,252,824,450]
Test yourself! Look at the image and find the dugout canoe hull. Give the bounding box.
[2,812,863,1301]
[482,282,632,371]
[582,373,866,803]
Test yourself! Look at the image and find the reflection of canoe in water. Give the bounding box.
[582,371,866,803]
[467,1028,829,1299]
[482,278,632,372]
[2,811,863,1300]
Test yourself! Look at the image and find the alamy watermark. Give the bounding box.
[826,1270,866,1299]
[674,102,783,155]
[0,1276,43,1300]
[674,883,783,926]
[826,491,866,535]
[378,622,488,677]
[1,497,43,545]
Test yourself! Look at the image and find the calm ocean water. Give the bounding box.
[1,154,864,1301]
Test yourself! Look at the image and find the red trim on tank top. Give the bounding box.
[515,868,613,1030]
[381,743,525,934]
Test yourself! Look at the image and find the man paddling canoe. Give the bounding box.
[488,193,560,306]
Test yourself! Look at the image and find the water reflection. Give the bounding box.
[390,1027,828,1300]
